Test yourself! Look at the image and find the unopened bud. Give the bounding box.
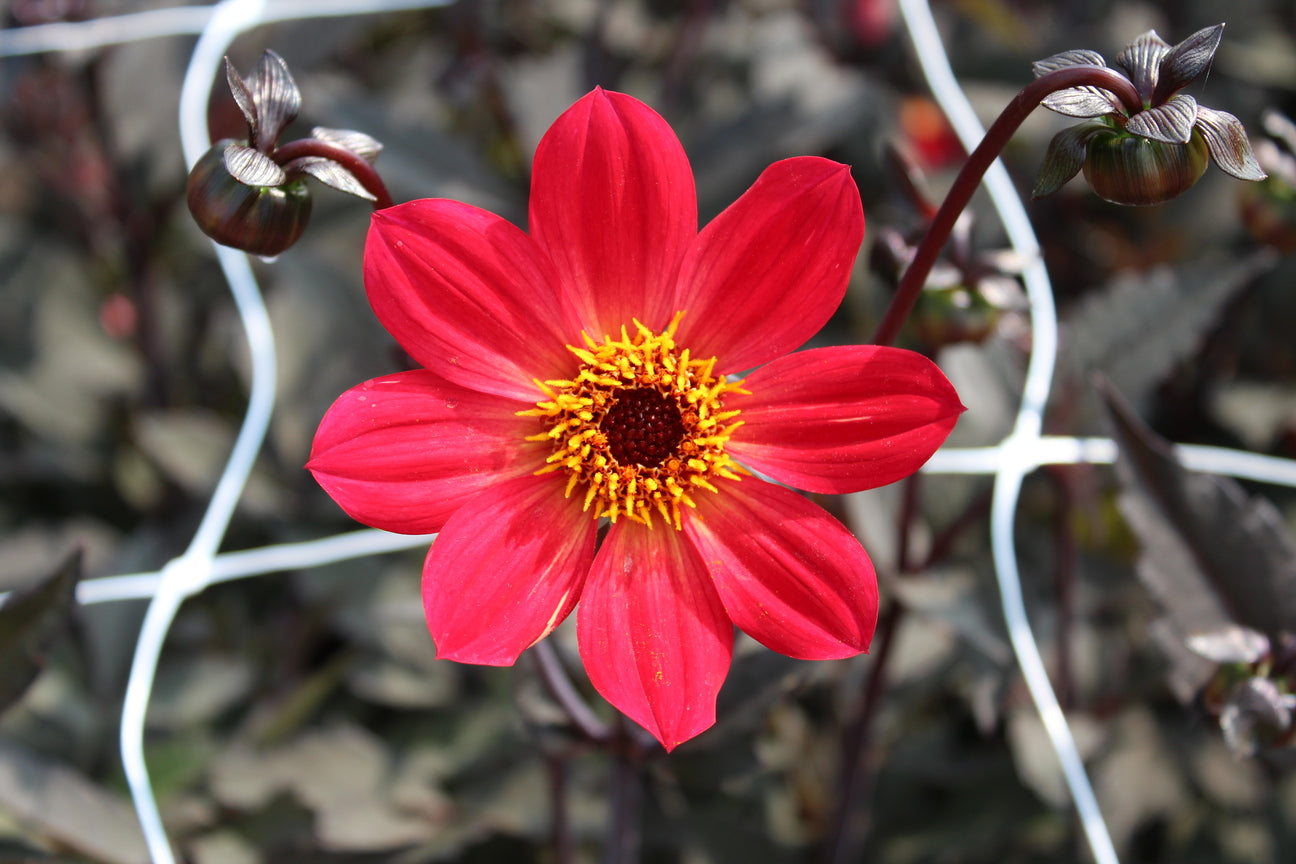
[1081,128,1210,206]
[186,140,312,256]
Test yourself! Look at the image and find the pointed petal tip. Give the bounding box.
[423,475,595,668]
[648,710,718,752]
[578,522,730,755]
[431,640,522,668]
[686,482,878,660]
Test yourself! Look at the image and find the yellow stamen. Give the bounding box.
[518,313,747,529]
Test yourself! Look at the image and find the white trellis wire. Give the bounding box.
[3,2,1295,863]
[896,0,1108,860]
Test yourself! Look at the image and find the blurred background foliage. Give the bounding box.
[3,0,1296,862]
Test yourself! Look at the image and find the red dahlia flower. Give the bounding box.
[308,88,964,749]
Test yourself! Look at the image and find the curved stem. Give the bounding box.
[273,137,394,209]
[871,65,1140,347]
[532,640,612,742]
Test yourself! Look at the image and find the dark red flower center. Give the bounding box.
[602,387,687,467]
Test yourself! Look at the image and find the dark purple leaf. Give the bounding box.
[224,56,257,134]
[1032,49,1108,77]
[1100,378,1296,699]
[1041,87,1124,119]
[312,127,383,162]
[223,142,287,187]
[249,50,301,152]
[296,158,375,201]
[1032,50,1124,118]
[0,550,81,715]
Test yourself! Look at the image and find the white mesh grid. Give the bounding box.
[3,3,1295,863]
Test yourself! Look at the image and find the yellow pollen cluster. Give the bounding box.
[520,313,746,529]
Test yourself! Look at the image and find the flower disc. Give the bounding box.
[522,314,746,529]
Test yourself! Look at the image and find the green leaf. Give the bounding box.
[0,550,81,715]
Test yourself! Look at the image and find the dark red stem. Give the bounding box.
[819,485,993,864]
[870,65,1142,347]
[273,137,395,210]
[819,474,920,864]
[1049,465,1078,710]
[544,755,576,864]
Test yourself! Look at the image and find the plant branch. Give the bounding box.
[871,65,1141,347]
[819,599,902,864]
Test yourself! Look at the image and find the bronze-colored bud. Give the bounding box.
[186,140,311,256]
[1082,128,1210,206]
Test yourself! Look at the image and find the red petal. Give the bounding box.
[674,157,864,374]
[684,480,877,660]
[424,473,596,665]
[727,345,964,494]
[577,521,733,750]
[365,200,581,402]
[308,371,540,533]
[529,88,697,339]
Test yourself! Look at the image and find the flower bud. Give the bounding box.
[1239,176,1296,253]
[186,139,311,256]
[1082,128,1210,206]
[912,284,1001,349]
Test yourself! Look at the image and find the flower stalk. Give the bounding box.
[871,64,1141,347]
[877,24,1268,347]
[272,137,393,210]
